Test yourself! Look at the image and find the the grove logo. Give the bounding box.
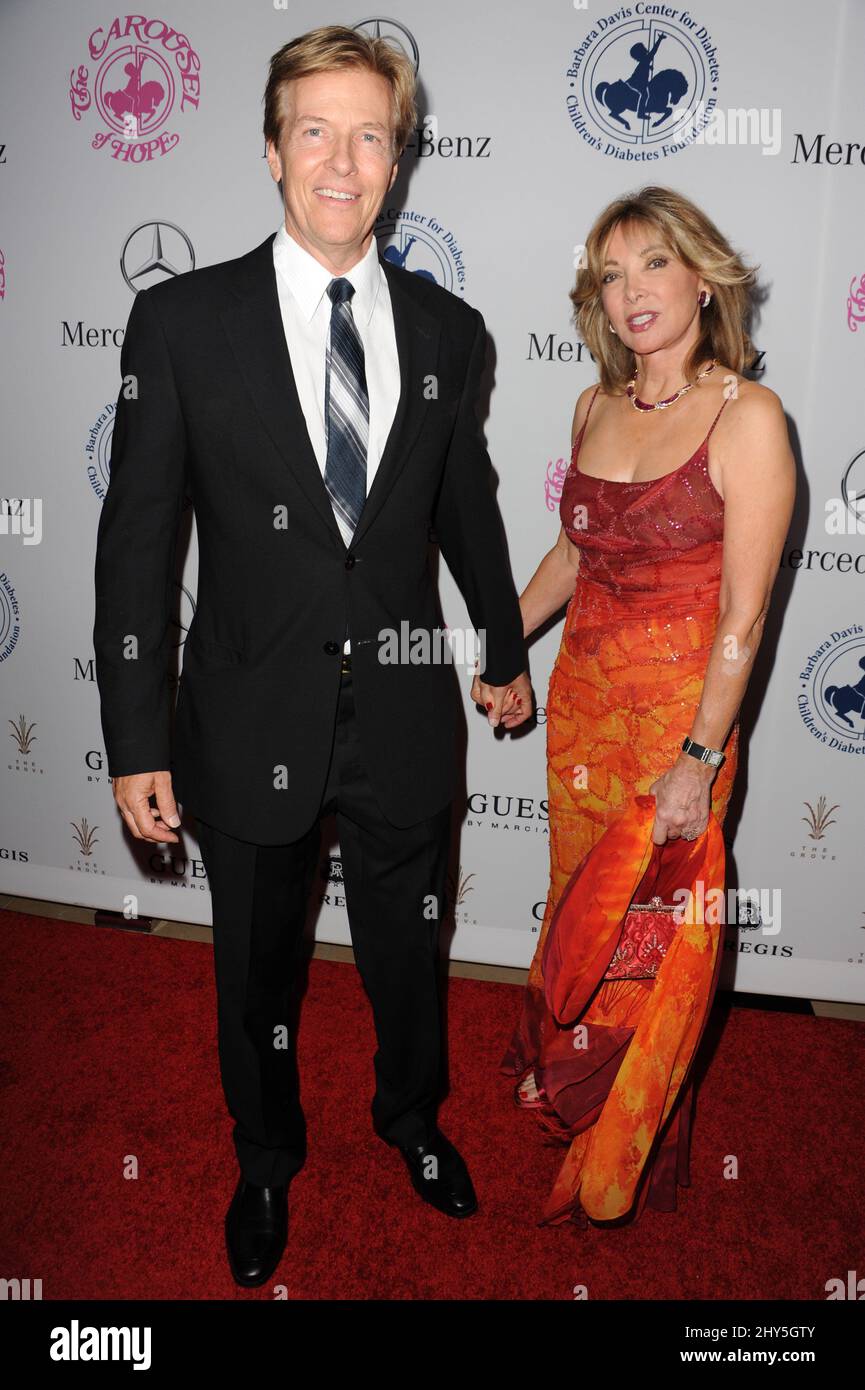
[68,14,201,163]
[69,817,107,878]
[8,714,36,755]
[445,864,477,926]
[789,794,841,865]
[71,817,100,858]
[565,9,719,161]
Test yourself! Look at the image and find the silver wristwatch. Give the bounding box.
[681,735,725,769]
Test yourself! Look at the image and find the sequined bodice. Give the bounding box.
[560,387,728,613]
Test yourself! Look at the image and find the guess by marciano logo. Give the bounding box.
[68,14,201,163]
[465,792,549,835]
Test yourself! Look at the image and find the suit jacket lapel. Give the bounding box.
[219,232,441,552]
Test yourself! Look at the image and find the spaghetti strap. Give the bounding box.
[585,384,601,428]
[705,391,731,441]
[578,384,602,438]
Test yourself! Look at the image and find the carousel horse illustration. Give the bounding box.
[824,655,865,730]
[104,57,165,126]
[381,234,437,283]
[594,33,688,132]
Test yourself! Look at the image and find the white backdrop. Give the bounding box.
[1,0,863,1001]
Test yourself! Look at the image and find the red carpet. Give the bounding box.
[0,909,862,1300]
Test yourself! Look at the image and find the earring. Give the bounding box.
[609,321,617,334]
[699,290,712,307]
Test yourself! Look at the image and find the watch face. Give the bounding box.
[685,739,722,765]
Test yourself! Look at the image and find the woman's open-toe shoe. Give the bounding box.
[513,1069,548,1109]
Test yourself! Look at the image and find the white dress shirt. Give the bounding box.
[272,222,401,653]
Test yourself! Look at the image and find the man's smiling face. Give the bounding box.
[266,66,400,273]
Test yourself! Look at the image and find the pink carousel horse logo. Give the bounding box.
[103,55,167,132]
[68,14,201,162]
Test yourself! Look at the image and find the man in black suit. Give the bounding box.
[94,25,532,1287]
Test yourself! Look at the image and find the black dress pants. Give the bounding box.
[194,665,452,1186]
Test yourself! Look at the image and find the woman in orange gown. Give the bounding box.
[496,187,796,1228]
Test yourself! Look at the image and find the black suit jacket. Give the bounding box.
[93,231,528,844]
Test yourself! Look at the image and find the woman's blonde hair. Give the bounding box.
[571,185,759,394]
[263,24,417,160]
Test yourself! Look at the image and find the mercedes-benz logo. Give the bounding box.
[841,448,865,530]
[353,17,420,74]
[120,221,195,293]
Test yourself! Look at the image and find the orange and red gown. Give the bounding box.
[502,385,739,1225]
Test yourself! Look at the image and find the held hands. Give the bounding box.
[111,770,182,844]
[471,663,534,730]
[648,753,715,845]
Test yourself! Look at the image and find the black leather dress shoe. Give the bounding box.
[225,1175,288,1287]
[395,1129,478,1218]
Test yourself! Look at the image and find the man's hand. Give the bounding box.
[112,770,182,844]
[471,666,533,730]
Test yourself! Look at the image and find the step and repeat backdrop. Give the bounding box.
[1,1,862,1000]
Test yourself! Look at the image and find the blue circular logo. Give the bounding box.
[566,10,719,159]
[798,627,865,755]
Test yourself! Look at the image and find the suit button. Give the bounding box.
[344,554,356,569]
[323,640,340,655]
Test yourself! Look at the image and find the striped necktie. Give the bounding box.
[324,277,369,540]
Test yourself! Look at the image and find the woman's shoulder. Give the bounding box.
[570,382,607,447]
[712,371,791,488]
[714,373,787,450]
[716,370,784,417]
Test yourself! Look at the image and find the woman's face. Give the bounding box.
[600,220,708,357]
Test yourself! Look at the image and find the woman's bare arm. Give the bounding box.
[648,383,797,841]
[687,384,797,755]
[519,385,597,638]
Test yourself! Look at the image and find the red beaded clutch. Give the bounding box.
[604,894,681,980]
